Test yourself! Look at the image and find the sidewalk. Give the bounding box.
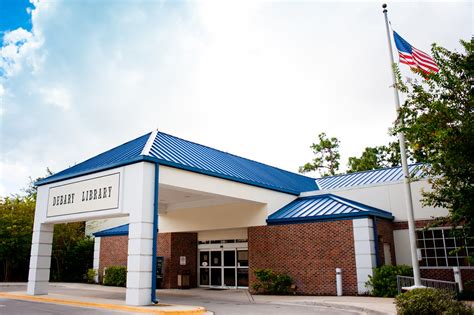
[253,295,396,314]
[154,287,396,314]
[0,282,396,314]
[0,283,206,315]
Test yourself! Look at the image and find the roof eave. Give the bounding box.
[35,155,304,195]
[267,211,393,225]
[35,156,148,186]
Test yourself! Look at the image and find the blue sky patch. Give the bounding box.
[0,0,34,42]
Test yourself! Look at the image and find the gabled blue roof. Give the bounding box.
[37,131,317,195]
[37,132,151,184]
[93,224,129,237]
[267,194,393,225]
[316,164,425,190]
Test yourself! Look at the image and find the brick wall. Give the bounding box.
[98,235,128,282]
[394,219,473,287]
[376,219,396,266]
[248,221,358,295]
[420,269,474,287]
[98,232,197,288]
[393,219,443,230]
[158,232,197,289]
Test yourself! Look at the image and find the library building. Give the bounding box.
[27,130,473,305]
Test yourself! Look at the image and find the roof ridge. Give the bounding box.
[157,131,316,182]
[141,129,159,156]
[316,162,424,181]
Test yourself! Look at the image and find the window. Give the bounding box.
[417,228,473,267]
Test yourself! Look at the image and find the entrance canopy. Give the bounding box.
[29,130,319,306]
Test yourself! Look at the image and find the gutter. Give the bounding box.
[151,162,160,304]
[373,216,380,267]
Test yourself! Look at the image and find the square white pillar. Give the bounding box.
[353,218,377,294]
[125,162,155,306]
[27,223,54,295]
[93,237,101,283]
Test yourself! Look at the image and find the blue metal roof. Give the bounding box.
[148,132,317,194]
[315,164,425,190]
[93,224,129,237]
[37,132,151,184]
[37,131,317,195]
[267,194,393,225]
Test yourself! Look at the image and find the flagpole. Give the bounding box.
[382,3,423,288]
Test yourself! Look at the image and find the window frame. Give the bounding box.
[416,227,473,268]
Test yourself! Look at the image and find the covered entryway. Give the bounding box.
[28,130,315,306]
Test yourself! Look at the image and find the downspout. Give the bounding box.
[372,216,380,267]
[151,163,160,304]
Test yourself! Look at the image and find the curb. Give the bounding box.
[0,292,207,315]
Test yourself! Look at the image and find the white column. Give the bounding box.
[93,237,101,283]
[353,218,377,294]
[27,223,54,295]
[125,163,155,306]
[27,185,53,296]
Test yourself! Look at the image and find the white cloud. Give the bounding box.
[0,0,471,195]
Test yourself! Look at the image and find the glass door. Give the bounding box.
[198,242,248,288]
[223,250,236,287]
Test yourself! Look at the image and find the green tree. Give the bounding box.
[23,167,53,199]
[347,141,423,173]
[299,132,341,177]
[51,222,94,282]
[394,40,473,241]
[1,169,94,282]
[0,195,35,281]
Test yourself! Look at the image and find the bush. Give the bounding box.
[395,288,473,315]
[103,266,127,287]
[459,280,474,301]
[84,268,97,284]
[366,264,412,297]
[252,269,293,295]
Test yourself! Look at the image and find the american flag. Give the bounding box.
[393,31,439,74]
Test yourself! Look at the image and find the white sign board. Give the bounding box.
[47,173,120,218]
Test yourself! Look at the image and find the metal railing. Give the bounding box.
[397,275,459,296]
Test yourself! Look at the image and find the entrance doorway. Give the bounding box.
[198,240,248,288]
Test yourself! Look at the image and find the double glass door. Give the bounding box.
[199,246,248,288]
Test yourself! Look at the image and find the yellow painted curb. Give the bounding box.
[0,292,207,314]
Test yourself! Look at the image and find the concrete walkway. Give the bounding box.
[0,283,396,314]
[155,287,396,314]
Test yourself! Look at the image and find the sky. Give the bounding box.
[0,0,472,196]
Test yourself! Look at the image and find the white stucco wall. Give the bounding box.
[37,162,162,225]
[158,166,296,216]
[88,165,297,234]
[198,228,248,241]
[159,202,264,233]
[304,180,447,221]
[393,229,412,265]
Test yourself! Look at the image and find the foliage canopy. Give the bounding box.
[394,39,473,241]
[299,132,340,177]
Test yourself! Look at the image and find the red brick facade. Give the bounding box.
[393,219,450,230]
[158,232,197,289]
[98,232,197,288]
[99,235,128,281]
[394,219,473,287]
[248,221,358,295]
[97,219,472,294]
[420,268,474,287]
[376,218,396,266]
